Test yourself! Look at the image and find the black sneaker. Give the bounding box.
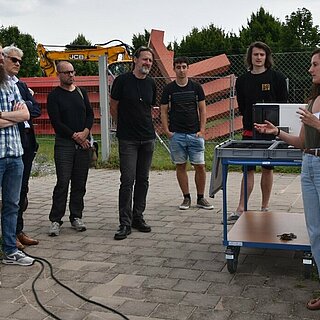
[132,219,151,233]
[196,198,214,210]
[114,225,131,240]
[179,198,191,210]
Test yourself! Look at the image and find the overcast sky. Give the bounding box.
[0,0,319,48]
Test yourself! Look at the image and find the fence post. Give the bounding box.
[98,55,110,161]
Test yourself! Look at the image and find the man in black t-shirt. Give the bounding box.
[228,41,288,222]
[160,57,213,211]
[110,46,156,240]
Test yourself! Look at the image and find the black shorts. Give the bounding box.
[241,135,274,171]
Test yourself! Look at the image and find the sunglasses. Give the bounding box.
[6,56,22,64]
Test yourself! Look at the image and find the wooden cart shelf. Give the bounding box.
[228,211,310,246]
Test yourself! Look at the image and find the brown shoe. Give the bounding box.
[16,238,25,250]
[17,232,39,246]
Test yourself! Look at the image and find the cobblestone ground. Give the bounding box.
[0,169,319,320]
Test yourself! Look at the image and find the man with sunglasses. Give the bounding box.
[47,61,94,236]
[0,44,34,266]
[3,45,41,250]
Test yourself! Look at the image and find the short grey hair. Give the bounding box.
[3,45,24,58]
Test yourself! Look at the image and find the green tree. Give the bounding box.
[132,29,150,52]
[225,32,246,55]
[239,7,283,52]
[276,9,319,103]
[68,33,98,76]
[0,25,41,77]
[175,24,229,57]
[280,8,320,51]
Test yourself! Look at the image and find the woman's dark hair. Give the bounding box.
[308,48,320,102]
[245,41,273,70]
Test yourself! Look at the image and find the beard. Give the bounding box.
[140,66,150,75]
[0,64,6,86]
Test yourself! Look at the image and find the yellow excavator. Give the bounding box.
[37,40,133,77]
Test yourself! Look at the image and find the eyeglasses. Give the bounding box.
[59,70,76,75]
[6,56,22,64]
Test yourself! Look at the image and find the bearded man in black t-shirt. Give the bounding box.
[110,46,156,240]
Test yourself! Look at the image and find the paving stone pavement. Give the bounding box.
[1,169,320,320]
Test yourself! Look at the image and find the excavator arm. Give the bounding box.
[37,41,133,77]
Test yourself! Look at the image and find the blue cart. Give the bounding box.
[210,140,312,277]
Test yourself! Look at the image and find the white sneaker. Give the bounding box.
[2,250,34,266]
[71,218,86,231]
[49,222,61,236]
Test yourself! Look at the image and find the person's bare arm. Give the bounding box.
[0,102,29,127]
[160,104,173,138]
[110,98,119,123]
[0,118,15,128]
[197,100,206,137]
[254,120,304,149]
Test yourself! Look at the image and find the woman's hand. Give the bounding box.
[254,120,278,135]
[297,107,320,130]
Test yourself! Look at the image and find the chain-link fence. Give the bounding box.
[25,51,313,161]
[228,51,313,104]
[148,51,313,153]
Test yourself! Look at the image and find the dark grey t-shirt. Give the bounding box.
[161,80,205,133]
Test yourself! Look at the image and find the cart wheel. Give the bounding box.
[303,252,313,279]
[225,246,240,274]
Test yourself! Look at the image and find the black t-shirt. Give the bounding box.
[160,80,205,133]
[235,68,288,131]
[111,72,156,140]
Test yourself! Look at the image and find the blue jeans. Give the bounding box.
[169,133,204,165]
[0,157,24,254]
[301,154,320,275]
[118,139,155,226]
